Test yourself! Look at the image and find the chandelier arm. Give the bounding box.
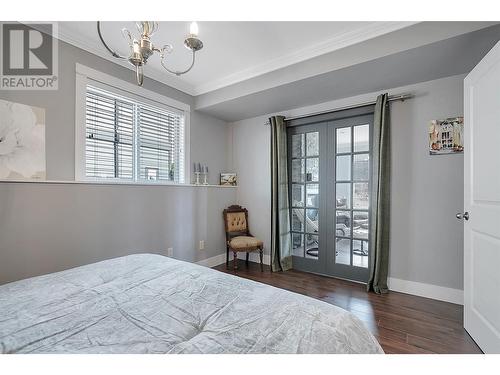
[97,21,128,59]
[160,50,196,76]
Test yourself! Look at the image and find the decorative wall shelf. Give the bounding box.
[0,180,237,188]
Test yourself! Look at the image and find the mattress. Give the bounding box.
[0,254,383,354]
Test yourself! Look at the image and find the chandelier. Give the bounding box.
[97,21,203,86]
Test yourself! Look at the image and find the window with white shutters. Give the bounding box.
[84,85,185,183]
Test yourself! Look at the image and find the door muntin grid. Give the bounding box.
[334,124,370,269]
[291,132,320,260]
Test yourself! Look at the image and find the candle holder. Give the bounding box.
[194,172,201,185]
[202,171,209,185]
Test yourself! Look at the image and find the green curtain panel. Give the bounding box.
[367,93,391,294]
[270,116,293,272]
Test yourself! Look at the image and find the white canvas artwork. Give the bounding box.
[0,99,46,179]
[429,117,464,155]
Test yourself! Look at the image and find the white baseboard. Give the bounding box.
[196,255,463,305]
[195,253,227,268]
[196,252,270,268]
[388,277,464,305]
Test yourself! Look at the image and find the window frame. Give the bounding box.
[75,64,190,185]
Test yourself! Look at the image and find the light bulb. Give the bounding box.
[189,21,199,37]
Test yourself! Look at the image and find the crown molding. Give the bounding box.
[192,21,418,95]
[56,23,197,96]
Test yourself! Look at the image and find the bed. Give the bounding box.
[0,254,383,354]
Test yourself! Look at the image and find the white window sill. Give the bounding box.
[0,179,237,188]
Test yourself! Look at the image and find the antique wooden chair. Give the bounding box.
[223,205,263,271]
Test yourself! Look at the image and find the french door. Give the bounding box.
[463,41,500,353]
[288,109,374,283]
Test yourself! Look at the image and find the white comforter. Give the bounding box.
[0,254,383,354]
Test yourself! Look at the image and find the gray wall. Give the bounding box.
[190,111,231,185]
[0,182,236,284]
[389,74,464,290]
[0,33,234,284]
[229,115,272,259]
[229,74,466,290]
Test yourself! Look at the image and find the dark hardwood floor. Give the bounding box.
[213,260,482,354]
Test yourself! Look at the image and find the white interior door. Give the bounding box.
[463,41,500,354]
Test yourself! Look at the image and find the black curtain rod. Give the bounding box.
[264,93,413,124]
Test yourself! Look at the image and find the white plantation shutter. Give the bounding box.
[85,86,134,179]
[137,104,184,182]
[84,84,185,183]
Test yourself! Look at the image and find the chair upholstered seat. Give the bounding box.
[230,236,263,250]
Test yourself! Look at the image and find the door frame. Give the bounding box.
[326,113,374,282]
[286,106,374,283]
[287,122,328,275]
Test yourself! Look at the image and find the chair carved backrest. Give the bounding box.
[223,205,250,242]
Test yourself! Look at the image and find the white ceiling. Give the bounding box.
[58,21,416,95]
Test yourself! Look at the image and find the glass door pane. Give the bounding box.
[306,132,319,156]
[291,184,304,207]
[336,155,351,180]
[306,234,319,259]
[292,233,304,257]
[353,154,369,180]
[292,134,305,157]
[292,159,305,183]
[353,183,369,209]
[354,124,369,152]
[353,240,369,267]
[306,184,319,207]
[336,127,351,153]
[335,238,350,265]
[336,183,351,209]
[306,158,319,182]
